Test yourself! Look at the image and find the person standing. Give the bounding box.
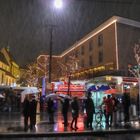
[85,92,95,129]
[71,97,79,130]
[29,95,37,130]
[61,97,70,127]
[111,94,119,127]
[105,95,113,127]
[22,95,30,131]
[101,96,107,120]
[47,98,55,124]
[122,92,130,123]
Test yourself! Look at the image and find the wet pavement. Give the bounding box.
[0,110,140,140]
[0,111,140,134]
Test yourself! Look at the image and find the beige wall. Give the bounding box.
[61,23,117,72]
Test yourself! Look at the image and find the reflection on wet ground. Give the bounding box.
[0,111,140,134]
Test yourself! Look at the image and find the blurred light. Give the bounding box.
[54,0,63,9]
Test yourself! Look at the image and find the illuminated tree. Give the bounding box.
[59,55,80,95]
[128,43,140,77]
[128,41,140,115]
[37,56,49,80]
[26,62,39,87]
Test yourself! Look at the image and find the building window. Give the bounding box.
[89,55,93,66]
[98,34,103,46]
[89,40,93,51]
[98,51,103,63]
[75,50,78,58]
[81,46,85,55]
[81,59,84,67]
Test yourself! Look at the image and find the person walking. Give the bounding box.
[29,95,37,130]
[61,97,70,127]
[22,95,30,131]
[47,98,55,124]
[71,97,79,130]
[85,92,95,129]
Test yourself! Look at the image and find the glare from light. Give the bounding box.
[54,0,63,9]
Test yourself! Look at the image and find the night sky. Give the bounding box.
[0,0,140,67]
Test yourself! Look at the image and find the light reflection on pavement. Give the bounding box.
[0,111,140,134]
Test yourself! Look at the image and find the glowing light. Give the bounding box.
[54,0,63,9]
[115,22,119,70]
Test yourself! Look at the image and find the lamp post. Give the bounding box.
[48,26,53,83]
[48,0,63,83]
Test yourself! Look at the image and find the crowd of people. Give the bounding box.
[22,91,133,132]
[101,92,131,127]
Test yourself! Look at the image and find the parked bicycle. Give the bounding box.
[95,105,104,127]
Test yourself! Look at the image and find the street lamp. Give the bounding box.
[48,0,63,83]
[54,0,63,9]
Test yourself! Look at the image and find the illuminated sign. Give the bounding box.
[57,84,85,97]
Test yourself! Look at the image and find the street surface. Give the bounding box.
[0,105,140,140]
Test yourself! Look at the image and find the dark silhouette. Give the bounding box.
[111,94,119,126]
[29,95,37,130]
[122,92,130,123]
[101,96,107,120]
[22,96,30,131]
[71,97,79,130]
[85,92,95,129]
[40,95,44,112]
[47,98,55,124]
[61,98,69,127]
[105,95,113,127]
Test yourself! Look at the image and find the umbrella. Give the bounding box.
[0,94,4,98]
[97,85,111,91]
[88,85,97,92]
[104,88,118,94]
[20,87,39,103]
[46,93,58,100]
[20,87,39,94]
[58,93,71,99]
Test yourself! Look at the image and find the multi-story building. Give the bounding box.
[0,48,20,86]
[37,15,140,89]
[60,16,140,80]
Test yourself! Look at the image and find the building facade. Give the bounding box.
[36,16,140,82]
[0,48,20,86]
[59,16,140,80]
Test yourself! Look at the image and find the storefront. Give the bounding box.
[87,76,138,107]
[52,80,86,97]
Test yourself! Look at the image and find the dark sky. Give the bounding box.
[0,0,140,67]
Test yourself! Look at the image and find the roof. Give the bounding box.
[60,16,140,57]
